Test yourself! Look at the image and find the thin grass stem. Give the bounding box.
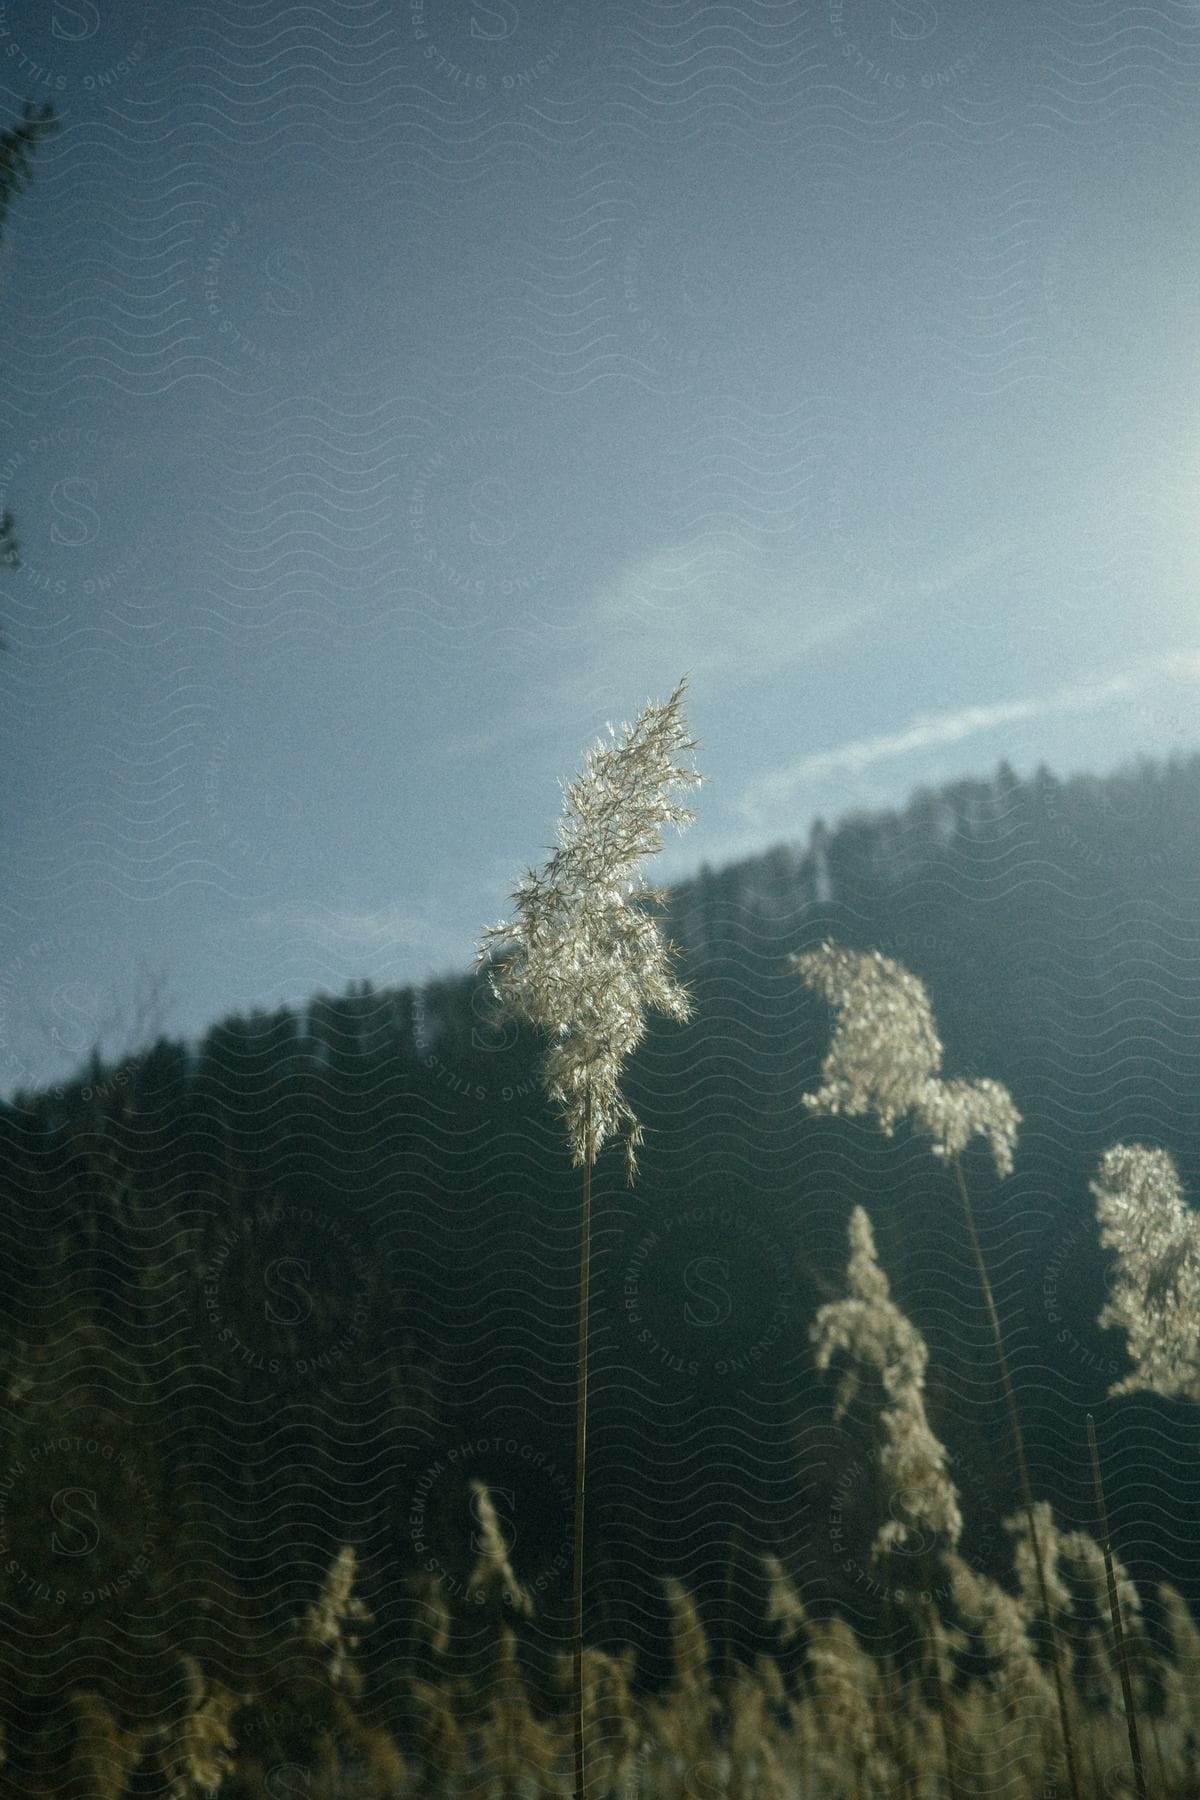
[952,1155,1083,1800]
[1087,1411,1148,1800]
[921,1594,962,1800]
[572,1091,593,1800]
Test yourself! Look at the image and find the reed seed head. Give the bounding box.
[466,1479,535,1617]
[791,941,1021,1179]
[1091,1141,1200,1401]
[478,674,701,1181]
[813,1205,963,1557]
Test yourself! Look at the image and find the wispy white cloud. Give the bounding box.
[553,533,1011,713]
[737,649,1200,833]
[440,537,1005,764]
[249,903,439,949]
[562,541,875,704]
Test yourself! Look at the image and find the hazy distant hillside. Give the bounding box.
[13,748,1200,1125]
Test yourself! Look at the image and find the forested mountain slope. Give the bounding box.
[2,751,1199,1701]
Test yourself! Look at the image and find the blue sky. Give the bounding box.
[1,0,1198,1097]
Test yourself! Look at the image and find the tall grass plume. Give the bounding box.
[478,673,701,1800]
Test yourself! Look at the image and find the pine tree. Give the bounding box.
[0,102,58,582]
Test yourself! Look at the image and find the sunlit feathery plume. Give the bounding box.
[945,1555,1053,1718]
[1004,1500,1074,1619]
[813,1204,963,1557]
[478,674,700,1800]
[467,1480,535,1617]
[1091,1142,1200,1401]
[793,942,1080,1797]
[478,674,701,1183]
[1003,1504,1143,1651]
[790,942,1021,1179]
[296,1543,373,1692]
[762,1552,808,1644]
